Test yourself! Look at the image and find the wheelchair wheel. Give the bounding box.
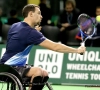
[0,72,23,90]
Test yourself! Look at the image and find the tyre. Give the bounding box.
[0,72,23,90]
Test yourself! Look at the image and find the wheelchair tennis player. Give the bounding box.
[0,4,85,90]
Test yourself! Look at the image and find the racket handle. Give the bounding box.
[81,42,85,46]
[80,42,85,55]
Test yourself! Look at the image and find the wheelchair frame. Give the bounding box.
[0,64,53,90]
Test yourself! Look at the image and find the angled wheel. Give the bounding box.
[0,72,23,90]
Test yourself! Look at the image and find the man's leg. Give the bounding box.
[39,70,49,89]
[30,76,42,90]
[26,67,48,90]
[39,76,49,89]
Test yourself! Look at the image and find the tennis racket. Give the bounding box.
[77,13,96,55]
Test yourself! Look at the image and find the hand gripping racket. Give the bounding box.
[77,13,96,55]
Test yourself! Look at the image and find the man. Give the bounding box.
[6,9,21,25]
[39,0,52,26]
[91,6,100,47]
[0,4,85,90]
[58,0,80,45]
[95,6,100,36]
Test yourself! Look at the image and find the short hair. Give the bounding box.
[22,4,39,18]
[65,0,76,9]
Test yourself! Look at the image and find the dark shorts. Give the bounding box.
[12,64,31,77]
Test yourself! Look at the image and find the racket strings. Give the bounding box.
[78,16,94,36]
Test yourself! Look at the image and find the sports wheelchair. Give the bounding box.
[0,64,53,90]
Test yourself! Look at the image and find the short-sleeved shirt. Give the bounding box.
[0,22,46,66]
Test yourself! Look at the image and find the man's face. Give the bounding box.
[96,8,100,16]
[65,3,73,13]
[30,7,42,25]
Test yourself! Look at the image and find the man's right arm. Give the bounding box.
[39,39,85,54]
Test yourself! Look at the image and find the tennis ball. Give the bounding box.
[96,15,100,22]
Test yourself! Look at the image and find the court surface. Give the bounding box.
[43,85,100,90]
[1,84,100,90]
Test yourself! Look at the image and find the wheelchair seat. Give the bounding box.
[0,64,53,90]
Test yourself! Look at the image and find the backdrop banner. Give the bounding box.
[0,45,100,86]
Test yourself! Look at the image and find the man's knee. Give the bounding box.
[26,67,43,77]
[33,67,48,77]
[35,67,43,76]
[43,70,48,76]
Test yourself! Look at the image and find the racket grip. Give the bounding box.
[80,42,85,55]
[81,42,85,46]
